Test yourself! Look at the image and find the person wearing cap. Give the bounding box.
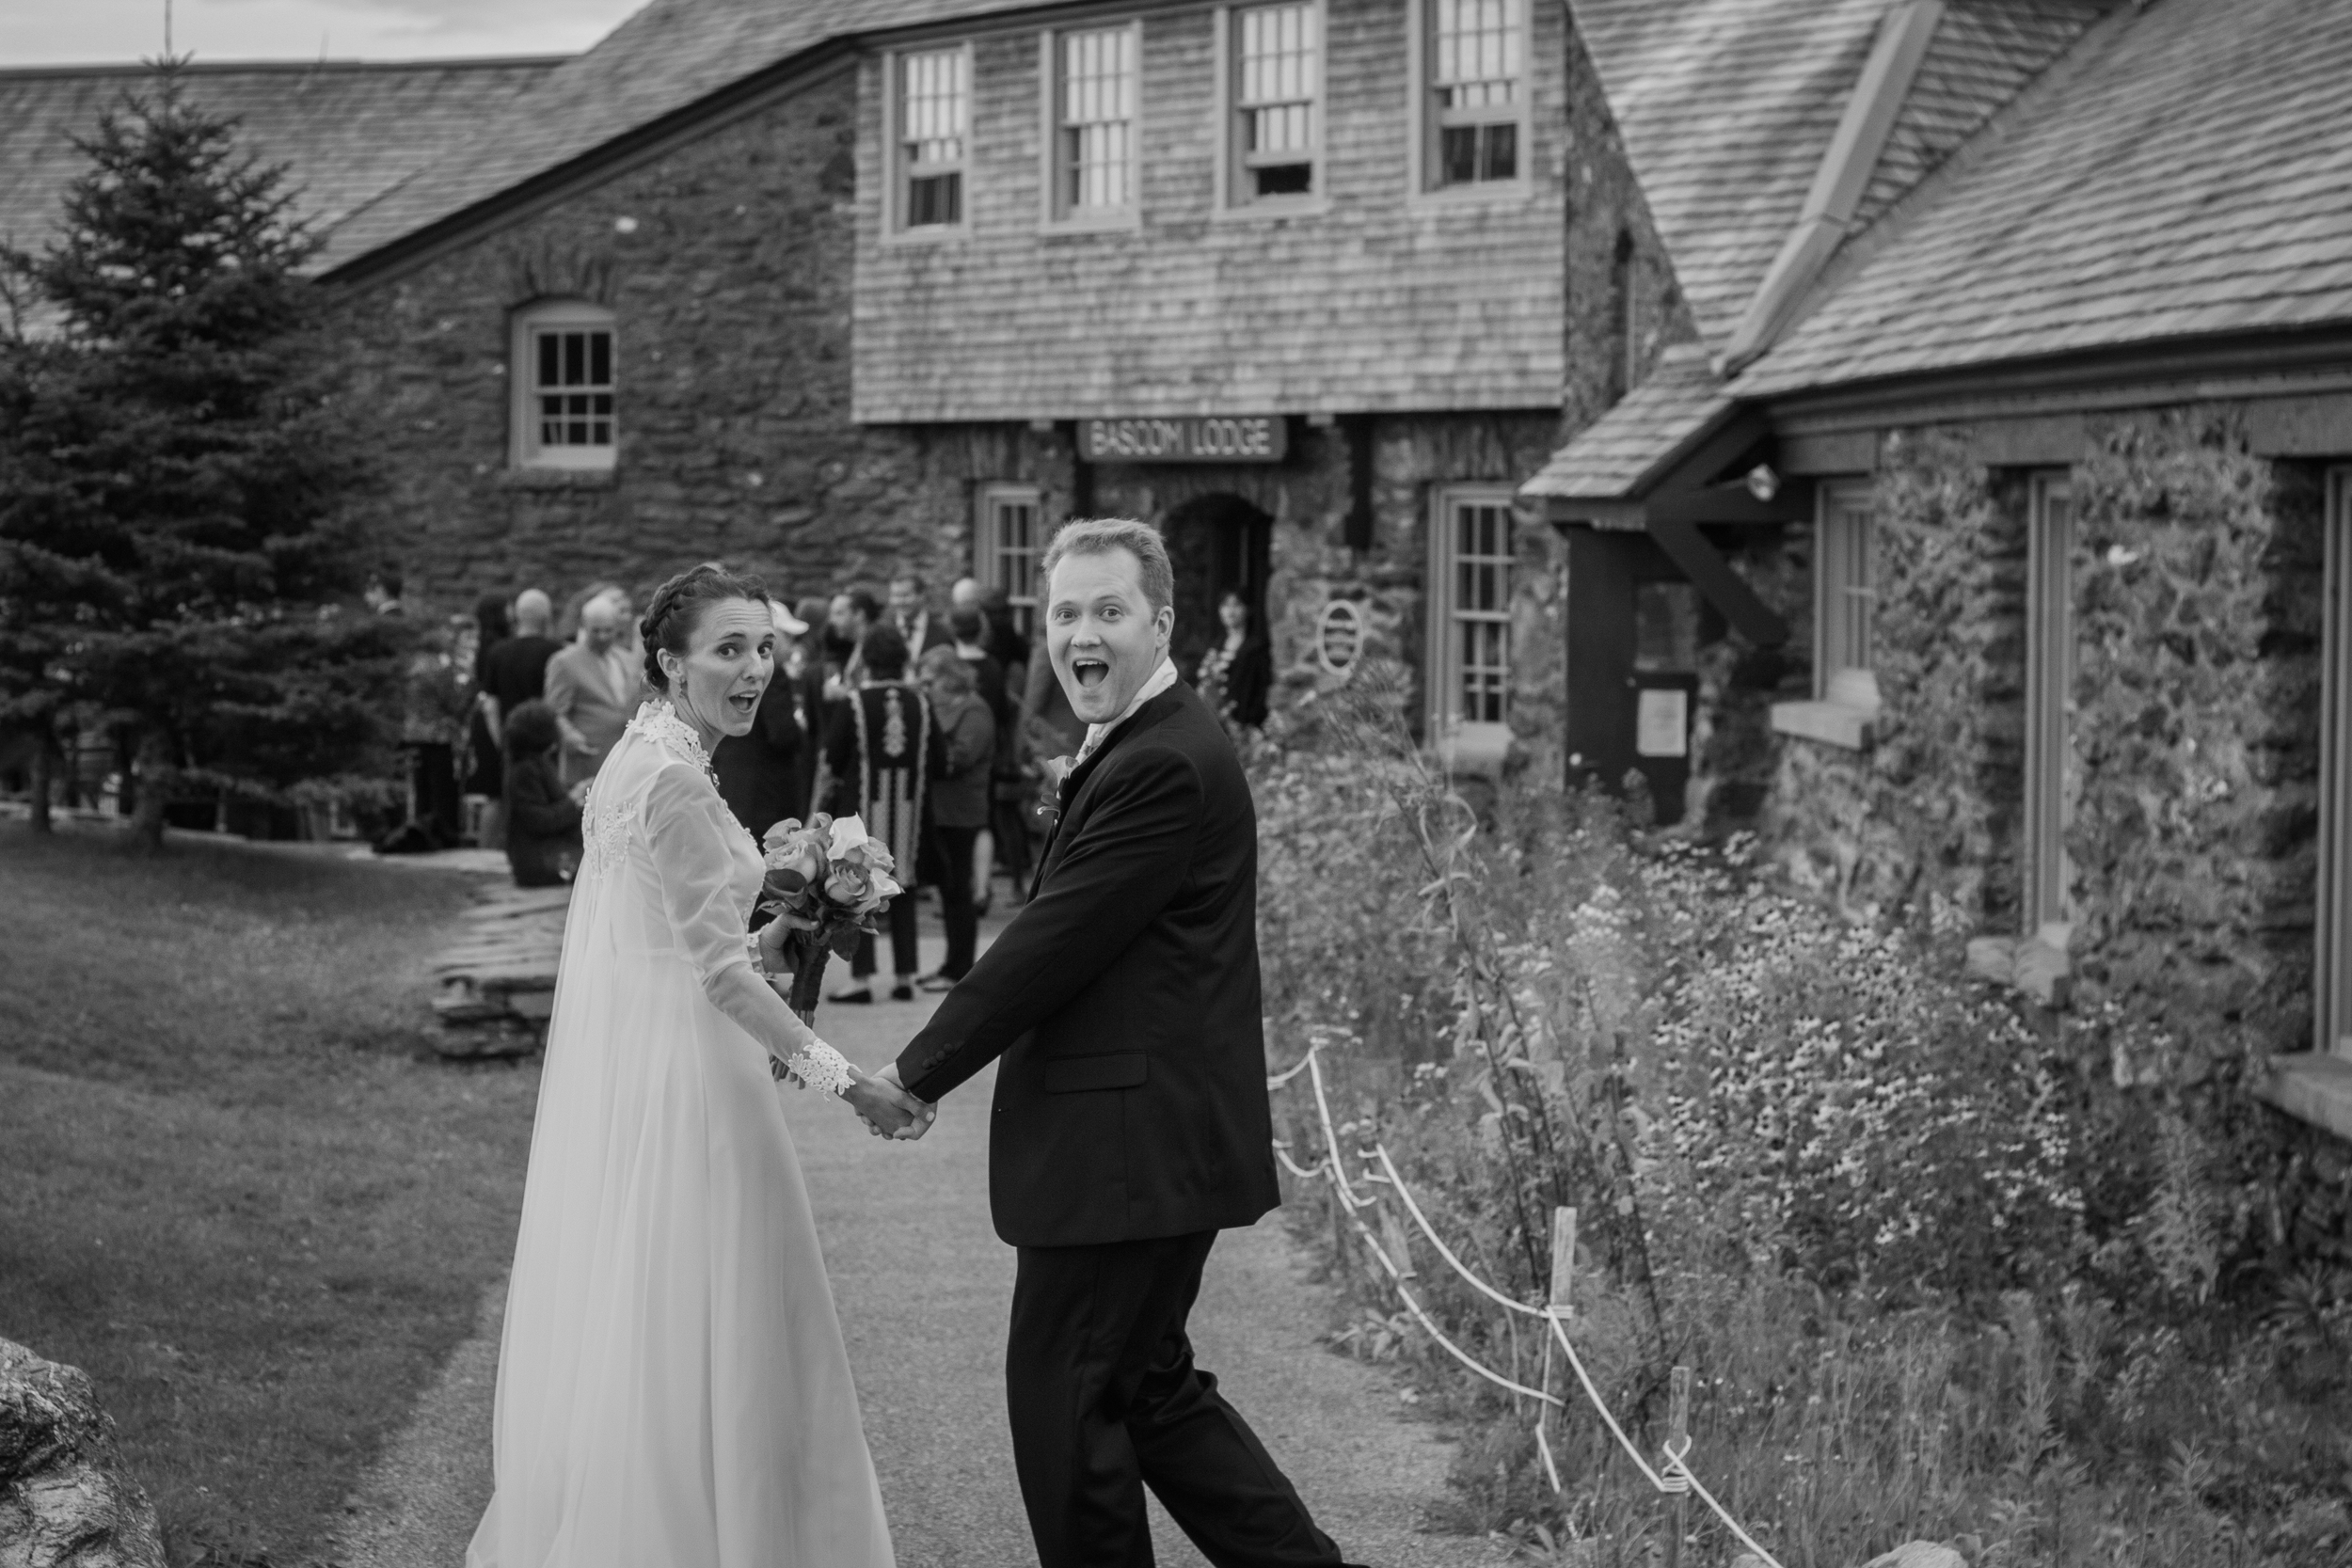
[713,596,817,840]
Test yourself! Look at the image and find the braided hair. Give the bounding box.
[639,562,771,692]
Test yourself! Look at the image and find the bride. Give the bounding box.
[468,562,924,1568]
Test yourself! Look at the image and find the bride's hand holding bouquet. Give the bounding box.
[755,811,903,1023]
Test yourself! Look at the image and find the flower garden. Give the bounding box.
[1251,679,2352,1568]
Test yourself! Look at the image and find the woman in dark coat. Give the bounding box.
[501,700,582,887]
[1194,590,1272,731]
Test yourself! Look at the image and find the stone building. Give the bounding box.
[2,0,1617,772]
[16,1,2352,1138]
[1527,0,2352,1137]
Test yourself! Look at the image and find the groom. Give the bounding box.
[882,519,1364,1568]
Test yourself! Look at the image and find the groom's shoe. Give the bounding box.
[889,978,916,1003]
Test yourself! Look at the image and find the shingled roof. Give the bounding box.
[314,0,1058,272]
[1741,0,2352,395]
[0,58,562,260]
[1569,0,2099,353]
[1520,346,1733,503]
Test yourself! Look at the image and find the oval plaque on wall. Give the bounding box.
[1315,599,1364,675]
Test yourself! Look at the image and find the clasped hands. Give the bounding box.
[845,1064,933,1141]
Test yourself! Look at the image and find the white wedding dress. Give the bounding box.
[468,702,896,1568]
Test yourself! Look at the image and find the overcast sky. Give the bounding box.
[1,0,644,66]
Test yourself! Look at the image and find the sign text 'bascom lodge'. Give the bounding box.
[1077,416,1287,464]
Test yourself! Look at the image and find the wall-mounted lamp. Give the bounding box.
[1745,463,1781,503]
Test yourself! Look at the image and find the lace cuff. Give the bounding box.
[785,1037,855,1099]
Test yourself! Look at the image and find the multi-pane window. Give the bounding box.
[1427,0,1521,186]
[1427,489,1515,768]
[1816,481,1876,699]
[2024,474,2075,935]
[897,46,968,230]
[977,484,1043,633]
[1452,499,1513,723]
[1232,2,1320,201]
[1053,25,1138,219]
[509,299,615,471]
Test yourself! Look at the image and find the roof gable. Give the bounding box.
[1568,0,2100,353]
[1744,0,2352,395]
[314,0,1062,273]
[0,58,561,261]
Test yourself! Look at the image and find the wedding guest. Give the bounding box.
[546,594,643,785]
[465,594,513,846]
[1195,590,1272,731]
[1020,632,1085,758]
[501,700,582,887]
[823,589,880,696]
[918,645,994,990]
[481,589,563,732]
[822,624,939,1003]
[948,606,1010,911]
[714,598,815,840]
[978,581,1031,683]
[364,564,405,616]
[888,570,935,662]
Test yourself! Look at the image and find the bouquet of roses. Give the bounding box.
[760,813,903,1023]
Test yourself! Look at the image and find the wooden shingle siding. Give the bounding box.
[851,0,1566,422]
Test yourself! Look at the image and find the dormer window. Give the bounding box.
[510,299,614,470]
[1228,2,1322,204]
[1420,0,1525,191]
[893,45,970,233]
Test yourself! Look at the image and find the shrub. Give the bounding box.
[1254,682,2352,1566]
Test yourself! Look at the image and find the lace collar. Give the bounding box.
[628,699,718,785]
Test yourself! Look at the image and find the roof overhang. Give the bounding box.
[1524,393,1804,648]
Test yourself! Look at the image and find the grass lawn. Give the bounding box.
[0,821,539,1567]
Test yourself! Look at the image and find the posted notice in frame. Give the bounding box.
[1635,688,1689,758]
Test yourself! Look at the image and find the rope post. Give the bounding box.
[1665,1365,1692,1568]
[1380,1204,1418,1279]
[1539,1207,1575,1449]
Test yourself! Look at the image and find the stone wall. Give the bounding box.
[329,70,974,617]
[1765,406,2328,1080]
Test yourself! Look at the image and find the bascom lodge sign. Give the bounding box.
[1077,416,1287,464]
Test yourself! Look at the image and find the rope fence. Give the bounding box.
[1265,1041,1788,1568]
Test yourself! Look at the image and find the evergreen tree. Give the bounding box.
[0,62,408,845]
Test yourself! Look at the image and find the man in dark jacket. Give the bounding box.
[884,520,1361,1568]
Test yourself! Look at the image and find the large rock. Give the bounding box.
[1863,1543,1969,1568]
[0,1338,165,1568]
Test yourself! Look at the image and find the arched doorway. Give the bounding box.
[1158,493,1273,676]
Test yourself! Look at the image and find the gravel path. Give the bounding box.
[331,917,1505,1568]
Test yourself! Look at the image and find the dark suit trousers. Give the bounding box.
[1007,1231,1357,1568]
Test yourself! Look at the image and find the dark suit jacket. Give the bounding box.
[896,680,1280,1247]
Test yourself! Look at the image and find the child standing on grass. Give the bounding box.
[501,700,582,887]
